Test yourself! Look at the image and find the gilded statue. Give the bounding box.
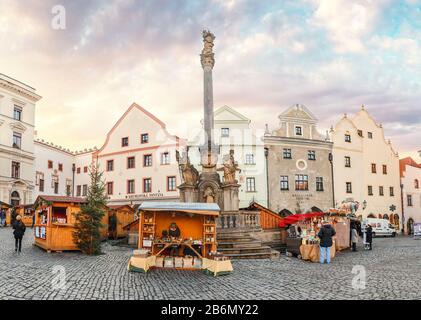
[176,149,199,186]
[201,29,215,69]
[217,150,241,185]
[203,187,215,203]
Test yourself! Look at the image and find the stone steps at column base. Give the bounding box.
[217,246,272,255]
[220,250,278,260]
[218,241,264,249]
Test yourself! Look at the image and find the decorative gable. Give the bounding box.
[214,105,250,123]
[9,121,27,133]
[279,104,317,122]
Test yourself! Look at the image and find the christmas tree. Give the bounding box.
[73,162,107,255]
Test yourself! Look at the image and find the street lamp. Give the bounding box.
[264,147,269,209]
[328,153,335,208]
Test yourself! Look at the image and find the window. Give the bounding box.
[280,176,289,191]
[76,185,81,197]
[13,106,22,121]
[122,137,129,147]
[76,167,81,174]
[141,133,149,144]
[295,175,309,191]
[345,156,351,168]
[316,177,324,191]
[161,152,170,165]
[36,172,44,185]
[144,154,152,167]
[13,132,21,149]
[407,195,413,207]
[48,161,53,169]
[283,148,292,159]
[39,179,44,192]
[107,182,114,195]
[143,178,152,193]
[54,182,59,194]
[221,128,230,137]
[295,126,302,136]
[382,165,387,175]
[167,176,176,191]
[371,163,377,173]
[390,187,394,197]
[245,154,255,165]
[346,182,352,194]
[368,186,373,196]
[82,185,88,196]
[127,157,136,169]
[106,160,114,172]
[357,130,363,137]
[83,166,88,173]
[246,177,256,192]
[345,134,351,143]
[11,161,20,179]
[66,184,71,196]
[415,179,419,189]
[379,186,384,196]
[58,163,63,172]
[308,150,316,161]
[368,132,373,139]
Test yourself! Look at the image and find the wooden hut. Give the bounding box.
[0,201,10,226]
[136,202,219,269]
[33,196,108,252]
[15,205,35,227]
[107,205,136,238]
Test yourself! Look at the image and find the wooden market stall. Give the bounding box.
[128,202,233,276]
[107,205,136,239]
[33,196,109,252]
[15,205,35,227]
[281,212,350,263]
[0,201,10,226]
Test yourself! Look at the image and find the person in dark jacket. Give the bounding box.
[317,221,336,264]
[12,215,26,253]
[366,225,373,250]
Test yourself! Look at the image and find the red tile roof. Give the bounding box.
[35,195,87,204]
[400,157,421,177]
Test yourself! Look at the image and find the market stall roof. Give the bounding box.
[0,201,10,208]
[138,202,220,216]
[279,212,326,228]
[107,204,134,211]
[34,195,87,205]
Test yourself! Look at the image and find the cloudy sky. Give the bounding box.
[0,0,420,157]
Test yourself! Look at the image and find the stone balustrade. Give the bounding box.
[217,210,261,231]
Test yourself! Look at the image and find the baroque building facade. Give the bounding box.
[263,104,334,215]
[400,157,421,234]
[188,105,267,208]
[330,106,402,230]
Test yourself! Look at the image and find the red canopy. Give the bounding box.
[279,212,326,228]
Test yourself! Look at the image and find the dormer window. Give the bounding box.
[141,133,149,144]
[13,106,22,121]
[122,137,129,147]
[295,126,302,136]
[221,128,229,137]
[368,132,373,139]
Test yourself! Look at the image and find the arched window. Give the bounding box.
[367,213,376,218]
[311,206,323,213]
[383,214,389,220]
[415,179,419,189]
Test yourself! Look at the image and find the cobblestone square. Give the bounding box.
[0,228,420,300]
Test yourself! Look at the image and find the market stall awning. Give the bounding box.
[279,212,326,228]
[138,202,220,216]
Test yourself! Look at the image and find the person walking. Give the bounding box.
[0,209,6,227]
[12,215,26,253]
[317,221,336,264]
[351,226,359,251]
[366,224,373,250]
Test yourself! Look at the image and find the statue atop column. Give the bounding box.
[201,30,215,70]
[218,150,241,185]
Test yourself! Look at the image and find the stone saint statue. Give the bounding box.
[176,149,199,186]
[203,187,215,203]
[201,30,215,69]
[217,150,241,185]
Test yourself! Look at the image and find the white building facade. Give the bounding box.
[188,105,268,208]
[400,157,421,234]
[0,74,41,206]
[331,106,402,229]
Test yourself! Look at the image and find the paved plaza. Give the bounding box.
[0,228,420,300]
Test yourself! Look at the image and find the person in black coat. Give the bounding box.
[317,222,336,264]
[366,225,373,250]
[12,215,26,253]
